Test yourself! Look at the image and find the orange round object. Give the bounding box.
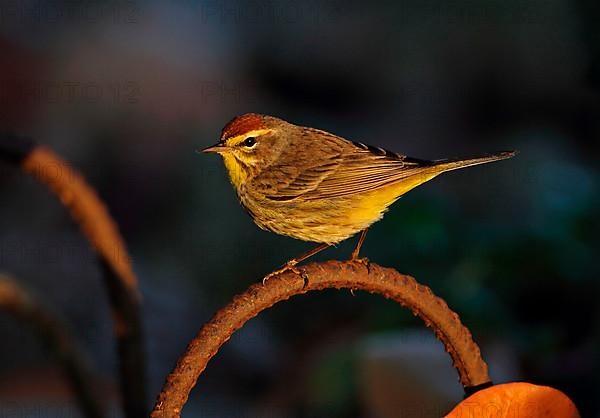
[446,382,580,418]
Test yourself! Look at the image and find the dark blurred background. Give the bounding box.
[0,0,598,416]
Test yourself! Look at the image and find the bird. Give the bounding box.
[201,113,516,282]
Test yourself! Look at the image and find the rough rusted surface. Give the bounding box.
[0,275,104,418]
[18,146,147,418]
[151,261,490,417]
[22,147,137,293]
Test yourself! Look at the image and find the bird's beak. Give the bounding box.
[198,143,227,154]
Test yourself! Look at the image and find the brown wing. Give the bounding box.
[251,129,344,200]
[253,128,430,201]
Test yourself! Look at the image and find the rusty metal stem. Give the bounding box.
[18,145,147,418]
[0,276,105,418]
[151,261,490,417]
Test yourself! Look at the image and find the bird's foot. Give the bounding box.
[350,256,371,272]
[262,261,308,286]
[348,257,370,295]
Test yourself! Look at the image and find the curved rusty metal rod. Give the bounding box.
[0,275,104,418]
[0,135,147,418]
[21,146,138,293]
[151,261,490,417]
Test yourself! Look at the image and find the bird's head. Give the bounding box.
[201,113,290,188]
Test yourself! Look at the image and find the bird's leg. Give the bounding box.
[350,229,370,267]
[263,243,331,285]
[351,228,368,259]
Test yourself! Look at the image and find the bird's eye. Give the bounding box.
[243,137,257,147]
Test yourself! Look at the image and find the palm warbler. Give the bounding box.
[201,113,515,280]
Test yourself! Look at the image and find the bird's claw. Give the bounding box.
[351,256,371,272]
[300,270,309,289]
[262,262,308,286]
